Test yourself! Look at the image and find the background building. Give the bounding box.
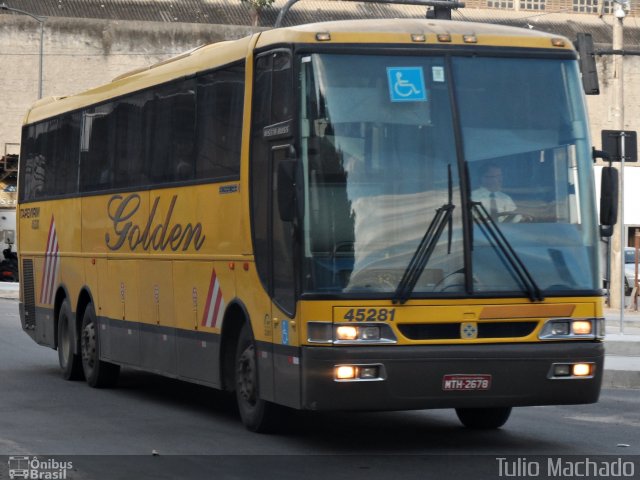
[0,0,638,253]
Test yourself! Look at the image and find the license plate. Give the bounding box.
[442,374,492,391]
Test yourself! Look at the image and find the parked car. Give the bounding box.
[624,247,639,296]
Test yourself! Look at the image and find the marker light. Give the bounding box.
[572,363,592,377]
[335,365,356,380]
[437,34,452,42]
[572,321,592,335]
[411,33,426,42]
[463,35,478,43]
[316,32,331,41]
[551,38,566,47]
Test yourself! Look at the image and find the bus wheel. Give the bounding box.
[455,407,512,429]
[80,303,120,388]
[235,323,285,433]
[57,300,83,381]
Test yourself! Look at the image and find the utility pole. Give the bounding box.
[609,1,626,314]
[0,3,46,99]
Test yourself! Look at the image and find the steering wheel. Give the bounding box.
[495,211,534,223]
[345,269,402,292]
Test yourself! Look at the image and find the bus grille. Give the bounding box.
[22,259,36,329]
[398,321,538,340]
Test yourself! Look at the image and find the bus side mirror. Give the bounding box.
[574,33,600,95]
[277,159,297,222]
[599,166,618,237]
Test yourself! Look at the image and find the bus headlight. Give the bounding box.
[539,318,601,340]
[308,322,397,344]
[572,321,592,335]
[336,325,358,341]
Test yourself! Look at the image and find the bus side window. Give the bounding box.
[148,79,196,184]
[196,63,244,180]
[113,93,152,188]
[80,104,115,192]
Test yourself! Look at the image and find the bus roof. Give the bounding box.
[23,18,573,125]
[255,18,573,49]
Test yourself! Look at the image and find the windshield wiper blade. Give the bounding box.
[471,202,544,302]
[393,203,455,305]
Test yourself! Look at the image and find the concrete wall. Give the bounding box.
[589,53,640,150]
[0,14,638,159]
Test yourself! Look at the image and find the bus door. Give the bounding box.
[251,49,301,409]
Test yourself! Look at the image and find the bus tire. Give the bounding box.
[235,323,286,433]
[57,299,83,381]
[80,303,120,388]
[455,407,512,429]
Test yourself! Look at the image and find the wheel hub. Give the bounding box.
[81,321,96,369]
[237,345,257,405]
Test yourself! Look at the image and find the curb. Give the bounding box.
[602,369,640,389]
[0,283,18,299]
[605,342,640,356]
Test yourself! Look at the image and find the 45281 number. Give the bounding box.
[342,308,396,322]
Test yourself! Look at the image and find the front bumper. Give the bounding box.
[300,342,604,411]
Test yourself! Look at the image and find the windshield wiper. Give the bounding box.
[392,203,455,305]
[393,166,455,305]
[471,202,544,302]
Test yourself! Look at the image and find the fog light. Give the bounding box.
[553,364,571,377]
[336,365,356,380]
[336,326,358,341]
[359,366,379,379]
[551,322,570,336]
[572,363,592,377]
[572,321,592,335]
[553,365,571,377]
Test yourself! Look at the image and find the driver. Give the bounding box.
[472,163,517,221]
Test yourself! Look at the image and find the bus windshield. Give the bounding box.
[299,52,599,297]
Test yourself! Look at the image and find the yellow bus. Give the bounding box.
[18,18,608,432]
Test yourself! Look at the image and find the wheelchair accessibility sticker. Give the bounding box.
[387,67,427,102]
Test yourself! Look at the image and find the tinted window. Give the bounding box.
[113,92,153,188]
[22,63,245,201]
[80,103,116,192]
[149,79,197,183]
[20,114,80,201]
[196,65,244,179]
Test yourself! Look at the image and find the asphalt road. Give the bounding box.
[0,298,638,479]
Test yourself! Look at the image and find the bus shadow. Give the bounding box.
[107,368,563,453]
